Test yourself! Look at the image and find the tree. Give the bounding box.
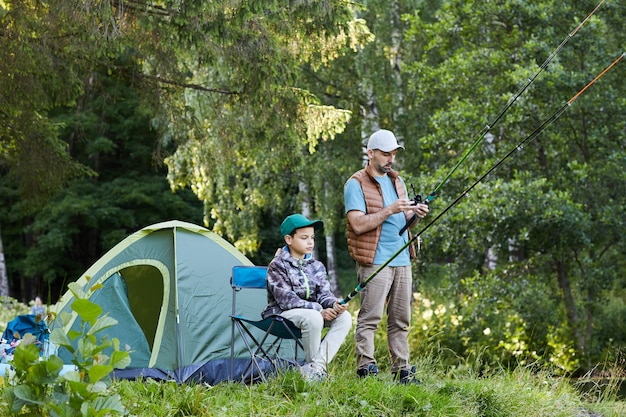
[300,0,430,291]
[0,0,109,200]
[0,61,204,301]
[0,224,8,296]
[401,0,626,370]
[0,1,372,299]
[1,1,371,244]
[159,2,372,255]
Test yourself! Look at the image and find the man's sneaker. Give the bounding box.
[394,365,420,385]
[300,362,327,382]
[356,363,379,378]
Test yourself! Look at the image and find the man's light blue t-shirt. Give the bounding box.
[344,175,411,266]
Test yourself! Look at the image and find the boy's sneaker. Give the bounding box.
[356,363,379,378]
[300,362,327,382]
[394,365,420,385]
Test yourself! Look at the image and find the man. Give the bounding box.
[343,129,429,384]
[263,214,352,382]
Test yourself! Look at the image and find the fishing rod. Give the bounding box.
[340,51,624,305]
[399,0,606,236]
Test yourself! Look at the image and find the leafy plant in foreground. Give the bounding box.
[2,281,131,416]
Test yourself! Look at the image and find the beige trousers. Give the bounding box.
[354,264,413,373]
[281,308,352,371]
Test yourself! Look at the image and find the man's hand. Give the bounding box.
[390,198,416,214]
[411,202,429,219]
[348,198,420,235]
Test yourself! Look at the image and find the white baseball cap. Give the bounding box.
[367,129,404,152]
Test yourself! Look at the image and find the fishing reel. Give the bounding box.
[409,184,424,206]
[400,184,431,236]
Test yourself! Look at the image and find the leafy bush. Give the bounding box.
[1,281,131,416]
[411,267,579,374]
[0,296,30,332]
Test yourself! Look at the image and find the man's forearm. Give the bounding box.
[347,207,392,235]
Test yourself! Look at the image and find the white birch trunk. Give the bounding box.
[325,233,341,295]
[0,225,10,296]
[485,246,498,271]
[299,182,320,260]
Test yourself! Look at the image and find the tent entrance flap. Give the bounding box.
[120,265,165,348]
[56,272,153,368]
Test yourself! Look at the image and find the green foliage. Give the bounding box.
[0,0,107,200]
[1,284,130,416]
[1,0,625,381]
[1,0,364,296]
[0,297,30,333]
[410,268,579,373]
[0,62,203,300]
[399,0,626,372]
[160,1,373,251]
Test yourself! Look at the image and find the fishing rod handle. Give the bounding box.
[399,214,417,236]
[339,285,361,305]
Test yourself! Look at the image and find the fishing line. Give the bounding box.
[399,0,606,235]
[341,51,623,305]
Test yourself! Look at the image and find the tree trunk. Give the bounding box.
[555,258,585,354]
[508,237,523,262]
[484,245,497,271]
[390,0,404,114]
[299,183,320,259]
[582,287,596,368]
[0,225,10,296]
[325,233,341,295]
[300,182,341,294]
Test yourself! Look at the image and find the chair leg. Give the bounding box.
[235,323,276,383]
[232,318,305,382]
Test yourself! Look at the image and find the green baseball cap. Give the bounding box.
[280,214,323,237]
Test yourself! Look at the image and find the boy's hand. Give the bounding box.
[321,301,347,320]
[332,301,347,314]
[321,308,337,321]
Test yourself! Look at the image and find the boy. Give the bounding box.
[262,214,352,381]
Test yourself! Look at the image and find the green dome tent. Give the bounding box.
[50,220,271,384]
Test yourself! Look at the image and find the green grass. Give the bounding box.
[109,324,626,417]
[113,333,626,417]
[112,361,626,417]
[1,297,624,416]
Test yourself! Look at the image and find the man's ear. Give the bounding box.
[284,235,292,245]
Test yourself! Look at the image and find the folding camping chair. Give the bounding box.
[230,265,303,382]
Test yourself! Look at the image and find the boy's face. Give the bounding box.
[285,226,316,259]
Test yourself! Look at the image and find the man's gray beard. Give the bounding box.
[378,164,391,173]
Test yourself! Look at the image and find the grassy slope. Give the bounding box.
[114,328,625,417]
[113,361,625,417]
[1,299,623,416]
